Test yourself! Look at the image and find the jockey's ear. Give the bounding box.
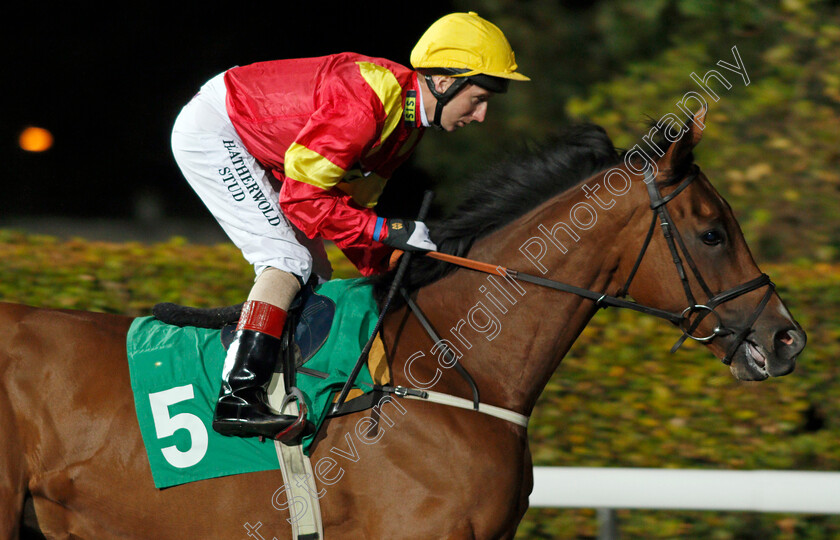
[658,107,706,180]
[431,75,456,95]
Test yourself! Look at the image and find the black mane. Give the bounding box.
[368,123,623,308]
[368,118,699,309]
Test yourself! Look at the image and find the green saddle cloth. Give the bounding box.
[127,278,378,488]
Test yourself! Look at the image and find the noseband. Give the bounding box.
[418,164,775,366]
[617,165,776,365]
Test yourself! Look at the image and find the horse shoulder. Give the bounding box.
[309,399,531,538]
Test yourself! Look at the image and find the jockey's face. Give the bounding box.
[433,77,493,132]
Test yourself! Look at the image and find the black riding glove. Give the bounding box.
[381,219,437,252]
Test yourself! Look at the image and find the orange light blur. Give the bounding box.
[19,126,54,152]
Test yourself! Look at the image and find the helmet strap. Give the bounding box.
[424,75,470,130]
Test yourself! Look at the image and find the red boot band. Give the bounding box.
[237,300,288,340]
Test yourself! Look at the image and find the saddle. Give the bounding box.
[151,280,398,428]
[155,280,332,364]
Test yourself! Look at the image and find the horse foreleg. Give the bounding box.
[0,394,26,540]
[0,479,24,540]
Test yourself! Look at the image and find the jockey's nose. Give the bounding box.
[472,102,488,123]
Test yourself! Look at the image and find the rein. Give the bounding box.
[414,165,774,366]
[370,164,775,428]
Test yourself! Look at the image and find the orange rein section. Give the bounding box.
[388,249,507,276]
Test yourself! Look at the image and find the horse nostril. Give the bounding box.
[775,328,797,347]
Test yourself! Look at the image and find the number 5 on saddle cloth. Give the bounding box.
[129,278,391,488]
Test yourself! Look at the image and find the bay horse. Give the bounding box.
[0,113,806,539]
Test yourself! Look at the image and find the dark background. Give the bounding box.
[4,2,839,260]
[3,3,453,226]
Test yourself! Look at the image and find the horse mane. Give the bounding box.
[367,121,694,309]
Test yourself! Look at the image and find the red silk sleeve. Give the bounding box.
[279,178,393,276]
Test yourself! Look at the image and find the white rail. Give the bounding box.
[530,467,840,514]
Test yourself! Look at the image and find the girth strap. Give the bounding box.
[399,388,529,427]
[328,384,528,427]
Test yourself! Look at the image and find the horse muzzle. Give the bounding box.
[725,324,806,381]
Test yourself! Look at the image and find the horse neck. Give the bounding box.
[387,167,652,416]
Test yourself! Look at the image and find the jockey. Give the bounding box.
[170,11,529,442]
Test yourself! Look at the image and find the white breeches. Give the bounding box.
[171,72,332,284]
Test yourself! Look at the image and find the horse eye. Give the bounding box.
[701,229,724,246]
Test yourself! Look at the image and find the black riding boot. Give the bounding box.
[212,328,306,441]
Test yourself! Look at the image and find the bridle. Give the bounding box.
[621,164,775,364]
[419,164,775,365]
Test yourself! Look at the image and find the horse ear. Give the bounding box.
[657,107,706,178]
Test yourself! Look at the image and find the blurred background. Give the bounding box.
[3,0,839,261]
[3,1,840,538]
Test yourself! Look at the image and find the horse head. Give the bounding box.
[621,109,806,381]
[374,112,806,400]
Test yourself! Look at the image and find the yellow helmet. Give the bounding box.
[411,11,530,89]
